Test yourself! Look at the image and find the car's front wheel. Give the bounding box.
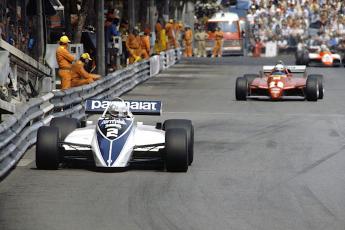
[236,77,248,101]
[308,74,324,99]
[305,77,319,101]
[165,128,188,172]
[163,119,194,165]
[36,126,60,170]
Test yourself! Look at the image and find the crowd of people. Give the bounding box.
[246,0,345,53]
[56,11,230,89]
[0,5,36,57]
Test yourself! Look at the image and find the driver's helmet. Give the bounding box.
[274,64,285,72]
[320,44,328,52]
[109,102,128,118]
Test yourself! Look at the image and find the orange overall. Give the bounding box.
[126,34,144,64]
[70,60,100,87]
[183,29,193,57]
[165,22,176,49]
[155,22,164,53]
[212,31,224,57]
[140,35,150,59]
[174,22,183,48]
[56,45,75,89]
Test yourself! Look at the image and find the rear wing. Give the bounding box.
[263,65,306,73]
[85,99,162,116]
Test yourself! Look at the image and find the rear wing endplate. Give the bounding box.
[263,65,306,73]
[85,99,162,116]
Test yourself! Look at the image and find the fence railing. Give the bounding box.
[0,49,181,179]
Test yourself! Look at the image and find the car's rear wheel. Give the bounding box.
[163,119,194,165]
[165,128,188,172]
[305,77,319,101]
[50,117,80,140]
[236,77,248,101]
[36,126,60,170]
[302,52,309,65]
[308,74,324,99]
[243,74,259,84]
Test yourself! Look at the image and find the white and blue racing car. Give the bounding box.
[36,98,194,172]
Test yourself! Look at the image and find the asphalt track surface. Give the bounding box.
[1,56,345,230]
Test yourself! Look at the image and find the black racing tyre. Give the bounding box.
[236,77,248,101]
[36,126,60,170]
[243,74,259,84]
[163,119,194,165]
[50,117,80,140]
[302,52,309,65]
[305,77,319,101]
[308,74,324,99]
[165,128,188,172]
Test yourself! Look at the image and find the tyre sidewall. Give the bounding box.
[236,77,248,101]
[36,126,60,169]
[308,74,324,99]
[305,77,318,101]
[165,128,188,172]
[163,119,194,165]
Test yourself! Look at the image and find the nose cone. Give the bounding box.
[269,87,282,100]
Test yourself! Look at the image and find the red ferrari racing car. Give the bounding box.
[235,64,324,101]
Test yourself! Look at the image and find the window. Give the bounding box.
[207,21,239,33]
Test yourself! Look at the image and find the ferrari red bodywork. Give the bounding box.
[236,65,323,101]
[249,73,307,100]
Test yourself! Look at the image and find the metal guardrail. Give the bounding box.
[0,49,181,179]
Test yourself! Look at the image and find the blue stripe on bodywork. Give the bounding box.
[109,126,132,166]
[96,119,134,166]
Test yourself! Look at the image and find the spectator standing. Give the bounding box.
[194,27,208,57]
[140,29,150,59]
[183,25,193,57]
[165,19,176,49]
[56,35,75,90]
[126,28,144,64]
[154,19,167,54]
[174,21,183,48]
[212,27,224,58]
[105,13,120,71]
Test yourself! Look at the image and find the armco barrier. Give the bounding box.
[0,49,181,179]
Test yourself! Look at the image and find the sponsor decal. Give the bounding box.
[85,99,162,115]
[90,100,158,110]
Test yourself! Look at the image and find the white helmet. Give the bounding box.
[109,103,128,118]
[320,44,328,51]
[274,64,284,71]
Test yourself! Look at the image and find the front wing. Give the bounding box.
[248,86,306,100]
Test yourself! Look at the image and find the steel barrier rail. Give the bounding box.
[50,60,150,120]
[0,93,54,177]
[0,49,180,179]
